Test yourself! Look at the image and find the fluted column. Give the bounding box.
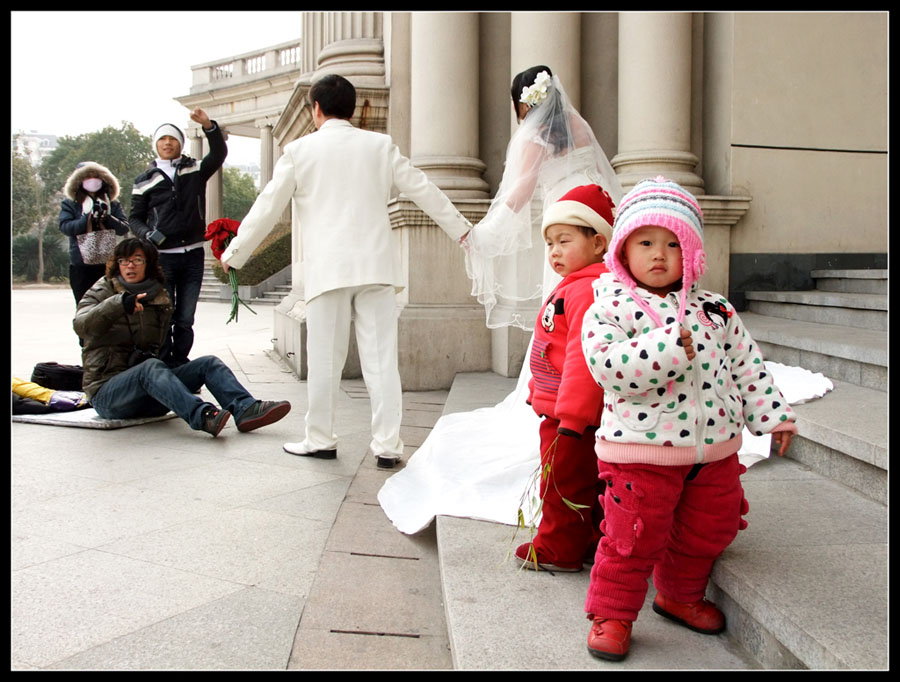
[257,122,274,189]
[206,172,223,225]
[409,12,488,198]
[187,129,203,159]
[489,13,584,377]
[186,127,224,224]
[510,12,582,110]
[305,11,386,87]
[614,12,704,194]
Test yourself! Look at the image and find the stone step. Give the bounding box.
[787,378,886,504]
[709,454,887,670]
[435,374,761,670]
[745,290,886,330]
[811,269,887,295]
[741,312,886,390]
[435,374,888,670]
[741,311,886,502]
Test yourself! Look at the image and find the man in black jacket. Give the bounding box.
[130,108,227,367]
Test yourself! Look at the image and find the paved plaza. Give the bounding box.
[12,286,765,670]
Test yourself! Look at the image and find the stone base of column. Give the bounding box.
[398,304,492,390]
[612,149,705,196]
[410,155,490,199]
[314,37,386,87]
[271,295,491,391]
[491,323,533,378]
[696,194,751,296]
[272,294,363,382]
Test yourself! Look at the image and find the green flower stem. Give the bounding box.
[222,234,257,324]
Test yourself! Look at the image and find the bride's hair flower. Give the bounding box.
[519,70,552,107]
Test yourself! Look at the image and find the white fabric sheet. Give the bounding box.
[12,408,177,429]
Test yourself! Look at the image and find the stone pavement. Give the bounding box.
[11,287,451,670]
[11,287,762,670]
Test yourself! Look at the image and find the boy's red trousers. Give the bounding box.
[584,454,749,621]
[531,418,604,567]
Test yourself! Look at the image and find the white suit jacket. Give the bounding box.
[221,118,472,302]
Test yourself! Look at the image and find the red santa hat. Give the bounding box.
[541,184,615,244]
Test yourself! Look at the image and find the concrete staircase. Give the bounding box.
[198,260,225,303]
[198,259,292,306]
[709,268,887,669]
[435,268,887,669]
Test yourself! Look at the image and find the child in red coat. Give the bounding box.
[516,184,616,572]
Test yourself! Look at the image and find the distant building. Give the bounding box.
[225,162,262,189]
[13,131,58,167]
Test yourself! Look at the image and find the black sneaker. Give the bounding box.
[236,400,291,432]
[201,406,231,437]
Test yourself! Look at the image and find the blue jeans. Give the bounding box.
[159,248,205,367]
[91,356,256,430]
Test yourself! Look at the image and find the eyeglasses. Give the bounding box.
[117,257,146,266]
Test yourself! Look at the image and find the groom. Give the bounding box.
[221,74,472,469]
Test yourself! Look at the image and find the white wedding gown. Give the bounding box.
[378,144,621,535]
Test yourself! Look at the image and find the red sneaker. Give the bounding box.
[652,593,725,634]
[587,618,632,661]
[514,542,583,572]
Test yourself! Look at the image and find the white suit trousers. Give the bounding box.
[304,284,404,457]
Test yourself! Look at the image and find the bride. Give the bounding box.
[378,66,624,534]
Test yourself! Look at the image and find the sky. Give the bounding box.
[10,11,305,167]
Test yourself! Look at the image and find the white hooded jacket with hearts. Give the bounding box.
[581,272,797,466]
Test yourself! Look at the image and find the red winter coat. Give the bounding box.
[528,261,607,436]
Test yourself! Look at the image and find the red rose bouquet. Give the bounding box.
[205,218,257,324]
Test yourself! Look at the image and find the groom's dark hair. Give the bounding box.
[309,74,357,120]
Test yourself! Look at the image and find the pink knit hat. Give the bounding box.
[541,184,615,243]
[605,176,705,325]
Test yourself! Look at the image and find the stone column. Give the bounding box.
[187,126,225,224]
[206,167,223,224]
[377,12,493,389]
[613,13,749,297]
[409,12,488,198]
[186,129,218,258]
[510,12,582,109]
[613,12,705,195]
[257,122,275,189]
[488,13,584,377]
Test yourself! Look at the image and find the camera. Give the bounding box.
[146,229,166,246]
[91,200,108,220]
[127,346,159,368]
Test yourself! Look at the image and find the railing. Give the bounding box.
[192,40,302,89]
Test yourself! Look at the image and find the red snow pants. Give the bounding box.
[531,418,604,567]
[584,453,748,621]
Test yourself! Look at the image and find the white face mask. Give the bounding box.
[82,178,103,193]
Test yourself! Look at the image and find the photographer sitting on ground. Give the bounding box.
[74,237,290,436]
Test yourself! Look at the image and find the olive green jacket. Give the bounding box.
[73,276,173,399]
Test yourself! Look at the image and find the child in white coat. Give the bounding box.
[580,177,796,661]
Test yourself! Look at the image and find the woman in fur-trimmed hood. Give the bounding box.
[63,161,120,202]
[58,161,131,306]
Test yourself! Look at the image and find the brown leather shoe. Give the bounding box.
[587,618,632,661]
[652,593,725,634]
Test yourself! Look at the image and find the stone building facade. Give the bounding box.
[185,12,888,391]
